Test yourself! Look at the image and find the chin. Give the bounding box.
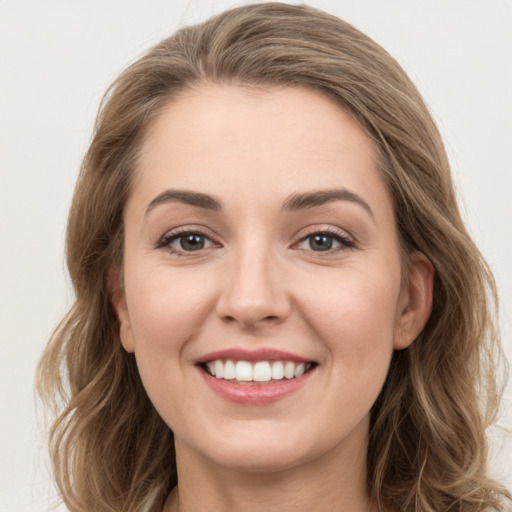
[190,421,348,475]
[207,444,312,474]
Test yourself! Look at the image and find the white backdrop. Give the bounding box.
[1,1,510,510]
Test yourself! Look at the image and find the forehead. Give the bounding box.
[140,83,374,166]
[132,83,392,220]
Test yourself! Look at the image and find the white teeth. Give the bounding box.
[253,361,272,382]
[204,359,312,382]
[235,361,253,381]
[294,362,306,378]
[214,360,224,379]
[284,361,295,379]
[271,361,284,380]
[223,360,236,380]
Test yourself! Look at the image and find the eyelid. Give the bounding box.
[292,225,356,252]
[155,225,221,252]
[155,224,356,255]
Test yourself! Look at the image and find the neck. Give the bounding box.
[164,418,376,512]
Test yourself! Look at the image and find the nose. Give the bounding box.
[215,244,291,330]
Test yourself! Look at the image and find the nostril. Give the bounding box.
[221,314,282,329]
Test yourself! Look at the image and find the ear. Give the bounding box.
[109,268,135,353]
[394,251,434,350]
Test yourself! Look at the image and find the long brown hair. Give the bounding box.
[37,3,509,511]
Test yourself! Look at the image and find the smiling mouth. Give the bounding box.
[199,359,317,384]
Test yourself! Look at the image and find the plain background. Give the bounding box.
[1,0,511,510]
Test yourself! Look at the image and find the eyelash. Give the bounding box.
[295,227,356,253]
[156,227,356,255]
[156,228,217,256]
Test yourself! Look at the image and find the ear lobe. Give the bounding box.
[394,251,434,350]
[109,269,135,353]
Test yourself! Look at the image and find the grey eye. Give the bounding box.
[183,234,205,251]
[296,232,352,252]
[307,234,336,251]
[169,233,213,252]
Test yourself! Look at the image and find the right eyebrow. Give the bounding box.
[145,189,222,217]
[282,188,374,221]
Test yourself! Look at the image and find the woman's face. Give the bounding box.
[114,84,431,473]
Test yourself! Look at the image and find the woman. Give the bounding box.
[37,3,510,511]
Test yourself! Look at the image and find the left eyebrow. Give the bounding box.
[282,188,374,220]
[145,189,222,217]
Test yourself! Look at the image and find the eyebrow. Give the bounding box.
[145,187,374,219]
[282,188,374,219]
[145,189,222,216]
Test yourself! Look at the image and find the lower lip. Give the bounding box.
[199,367,314,405]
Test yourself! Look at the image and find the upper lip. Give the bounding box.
[195,348,314,364]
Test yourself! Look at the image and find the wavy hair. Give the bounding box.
[37,3,509,511]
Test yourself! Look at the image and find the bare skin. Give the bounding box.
[164,414,372,512]
[112,84,433,512]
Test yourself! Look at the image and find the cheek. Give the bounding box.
[297,263,401,366]
[123,269,215,426]
[126,267,211,344]
[122,267,216,392]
